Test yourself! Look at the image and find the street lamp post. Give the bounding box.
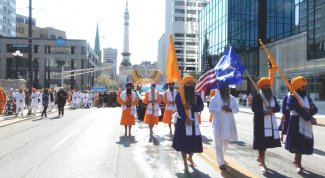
[12,50,23,79]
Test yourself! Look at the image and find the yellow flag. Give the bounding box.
[166,34,186,105]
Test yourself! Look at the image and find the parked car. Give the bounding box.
[136,84,165,121]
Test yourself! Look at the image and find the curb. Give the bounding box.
[239,110,325,127]
[0,106,70,128]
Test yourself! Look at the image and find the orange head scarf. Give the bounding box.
[291,76,307,90]
[257,77,270,89]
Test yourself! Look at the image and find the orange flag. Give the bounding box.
[166,34,186,105]
[166,34,181,83]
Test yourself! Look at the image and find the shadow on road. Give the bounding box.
[313,148,325,156]
[175,167,211,178]
[32,117,44,122]
[220,165,254,178]
[201,135,213,145]
[148,134,160,145]
[230,141,246,147]
[116,136,138,147]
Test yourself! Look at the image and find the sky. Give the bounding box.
[16,0,165,65]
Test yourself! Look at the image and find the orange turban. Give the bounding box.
[291,76,307,90]
[181,75,195,85]
[257,77,270,89]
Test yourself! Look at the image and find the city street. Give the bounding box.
[0,107,324,178]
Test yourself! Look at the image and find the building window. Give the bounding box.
[186,34,196,38]
[175,16,185,21]
[186,17,196,22]
[175,1,185,6]
[186,50,196,54]
[34,45,38,53]
[186,2,196,6]
[198,3,207,7]
[187,10,196,14]
[186,42,197,46]
[175,9,185,13]
[45,45,51,54]
[174,33,184,37]
[81,46,87,55]
[71,47,75,54]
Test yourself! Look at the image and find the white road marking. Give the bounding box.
[52,128,81,151]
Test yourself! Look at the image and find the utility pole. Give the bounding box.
[28,0,33,90]
[61,66,64,87]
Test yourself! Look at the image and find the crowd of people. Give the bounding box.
[1,74,319,175]
[117,75,318,175]
[0,87,120,117]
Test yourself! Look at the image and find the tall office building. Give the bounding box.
[158,0,209,77]
[0,0,16,37]
[103,48,118,79]
[198,0,325,100]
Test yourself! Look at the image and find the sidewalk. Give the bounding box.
[0,107,64,127]
[238,105,325,127]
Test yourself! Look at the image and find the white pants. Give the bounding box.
[49,102,54,110]
[16,103,24,115]
[214,138,229,166]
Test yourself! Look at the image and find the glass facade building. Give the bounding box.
[199,0,325,100]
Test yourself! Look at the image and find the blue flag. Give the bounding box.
[215,46,245,85]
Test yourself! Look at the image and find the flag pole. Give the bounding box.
[245,70,258,92]
[259,39,303,107]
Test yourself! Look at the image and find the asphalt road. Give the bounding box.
[0,107,324,178]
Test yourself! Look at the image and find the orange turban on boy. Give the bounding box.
[257,77,270,89]
[291,76,307,90]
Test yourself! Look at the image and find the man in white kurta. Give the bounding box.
[30,89,39,115]
[209,83,239,169]
[15,88,25,116]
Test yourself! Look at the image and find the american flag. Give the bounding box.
[195,55,217,96]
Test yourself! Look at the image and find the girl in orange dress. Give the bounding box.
[143,83,161,135]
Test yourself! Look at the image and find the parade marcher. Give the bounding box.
[209,80,239,169]
[15,87,25,117]
[242,92,247,106]
[41,89,49,118]
[117,83,139,136]
[57,88,67,117]
[239,91,243,105]
[247,93,252,107]
[251,77,281,173]
[172,75,204,173]
[278,89,291,143]
[48,89,55,111]
[143,83,161,135]
[208,89,216,122]
[162,82,178,134]
[71,90,78,109]
[30,88,39,116]
[0,87,6,115]
[285,76,317,174]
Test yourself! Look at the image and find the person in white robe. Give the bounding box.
[30,88,39,115]
[209,81,239,169]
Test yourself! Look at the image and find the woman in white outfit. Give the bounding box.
[209,81,239,169]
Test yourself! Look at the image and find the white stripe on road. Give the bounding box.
[52,128,81,151]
